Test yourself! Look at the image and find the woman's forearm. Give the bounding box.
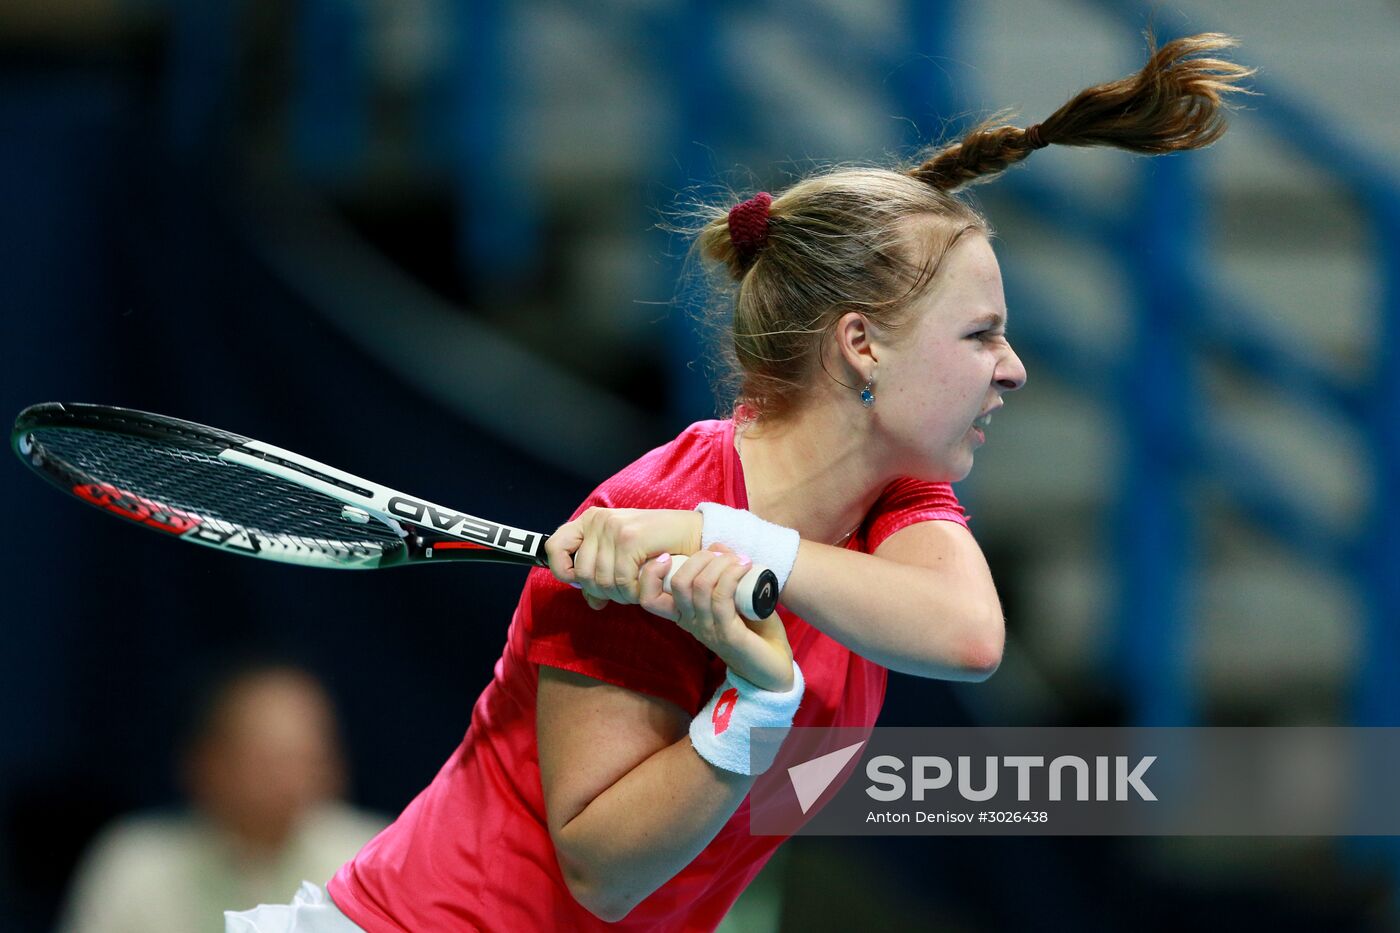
[782,539,1004,680]
[555,738,753,921]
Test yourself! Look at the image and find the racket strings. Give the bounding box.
[31,427,404,557]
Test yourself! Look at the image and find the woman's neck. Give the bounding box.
[735,402,886,547]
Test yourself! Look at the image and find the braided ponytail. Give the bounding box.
[910,31,1256,191]
[683,30,1253,421]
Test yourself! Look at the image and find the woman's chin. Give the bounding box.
[941,448,976,483]
[904,453,971,485]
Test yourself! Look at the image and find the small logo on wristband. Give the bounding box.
[712,688,739,735]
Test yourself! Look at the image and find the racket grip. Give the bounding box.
[662,554,781,622]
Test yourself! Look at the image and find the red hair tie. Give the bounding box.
[727,192,773,269]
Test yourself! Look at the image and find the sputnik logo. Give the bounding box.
[787,741,865,814]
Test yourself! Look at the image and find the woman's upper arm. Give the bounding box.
[536,665,690,839]
[872,519,1005,669]
[872,518,999,601]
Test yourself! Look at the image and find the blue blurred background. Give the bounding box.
[2,0,1398,930]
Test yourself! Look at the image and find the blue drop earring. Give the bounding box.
[860,369,876,408]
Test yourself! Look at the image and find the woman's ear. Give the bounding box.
[832,310,879,381]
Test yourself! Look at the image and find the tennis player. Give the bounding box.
[228,31,1252,932]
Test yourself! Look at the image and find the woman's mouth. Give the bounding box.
[970,411,992,444]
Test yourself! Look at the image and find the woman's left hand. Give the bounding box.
[637,545,794,692]
[545,507,703,609]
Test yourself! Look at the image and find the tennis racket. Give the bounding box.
[11,403,781,620]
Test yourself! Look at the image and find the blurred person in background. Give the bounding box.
[58,664,385,933]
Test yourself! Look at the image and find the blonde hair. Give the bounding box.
[688,31,1255,421]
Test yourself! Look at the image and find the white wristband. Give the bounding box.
[689,662,805,775]
[695,502,799,593]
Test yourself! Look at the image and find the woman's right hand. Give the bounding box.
[545,507,703,611]
[638,545,794,693]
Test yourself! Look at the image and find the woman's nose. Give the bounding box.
[995,344,1027,391]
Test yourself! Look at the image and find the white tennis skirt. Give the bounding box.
[225,881,366,933]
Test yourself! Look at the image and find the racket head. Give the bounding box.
[12,402,411,569]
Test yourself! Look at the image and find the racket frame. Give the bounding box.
[12,402,549,571]
[13,402,781,618]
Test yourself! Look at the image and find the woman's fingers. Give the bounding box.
[572,530,598,595]
[711,553,753,621]
[665,550,703,622]
[670,549,735,636]
[551,507,706,610]
[635,549,793,689]
[638,554,678,620]
[651,548,792,690]
[560,515,746,615]
[545,520,583,583]
[591,529,618,603]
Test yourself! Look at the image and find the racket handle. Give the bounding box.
[662,554,781,622]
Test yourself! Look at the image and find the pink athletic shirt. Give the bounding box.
[328,419,968,932]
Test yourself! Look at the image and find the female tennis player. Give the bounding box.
[228,30,1252,933]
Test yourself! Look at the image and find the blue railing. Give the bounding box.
[289,0,369,182]
[1075,1,1400,896]
[1079,1,1399,731]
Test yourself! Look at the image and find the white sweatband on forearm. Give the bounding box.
[695,502,800,593]
[689,662,804,775]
